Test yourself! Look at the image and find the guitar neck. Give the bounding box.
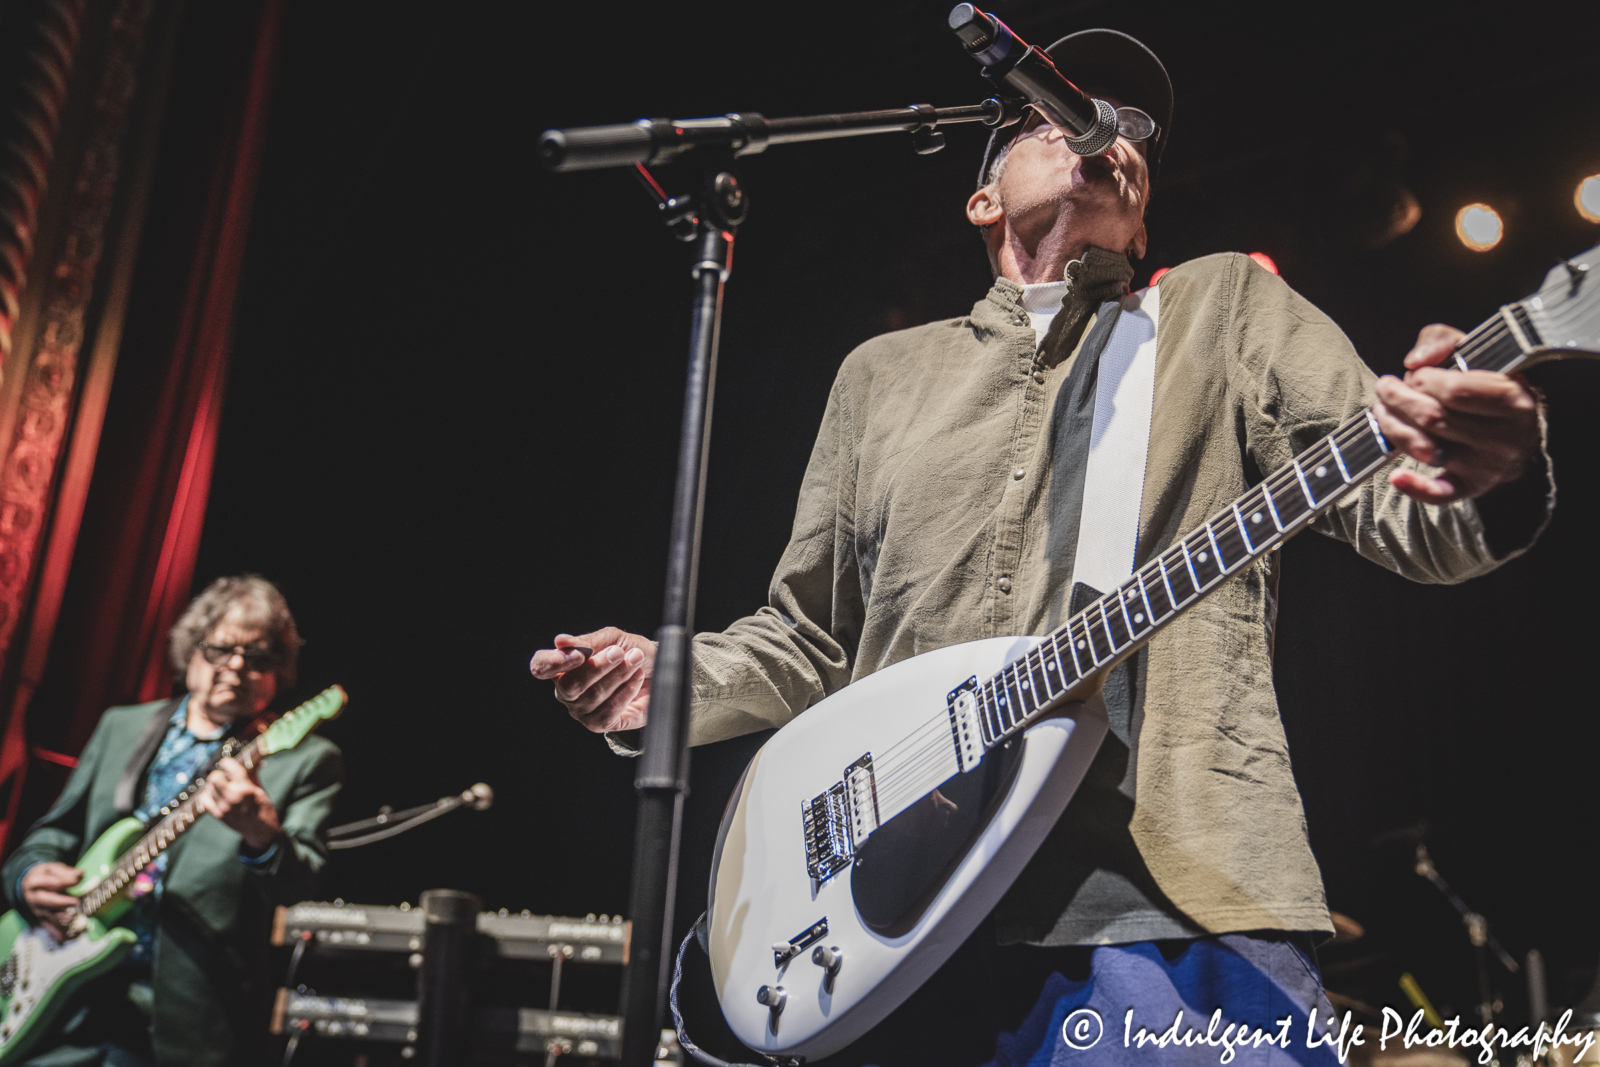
[78,733,268,919]
[969,300,1537,750]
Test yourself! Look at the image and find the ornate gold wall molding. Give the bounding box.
[0,0,153,672]
[0,0,87,363]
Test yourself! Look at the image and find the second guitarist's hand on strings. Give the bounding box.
[199,756,281,854]
[17,759,282,946]
[531,325,1541,733]
[19,863,80,943]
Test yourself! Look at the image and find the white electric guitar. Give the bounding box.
[704,249,1600,1063]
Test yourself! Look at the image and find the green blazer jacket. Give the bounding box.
[2,699,343,1066]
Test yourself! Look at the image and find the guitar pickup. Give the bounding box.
[843,754,879,847]
[947,677,983,773]
[772,917,828,968]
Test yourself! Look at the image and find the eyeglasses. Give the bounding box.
[197,642,278,672]
[1018,102,1160,146]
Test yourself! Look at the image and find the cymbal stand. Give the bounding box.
[1414,843,1520,1027]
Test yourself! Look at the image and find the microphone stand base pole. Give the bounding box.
[619,183,740,1067]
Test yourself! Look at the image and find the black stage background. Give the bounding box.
[172,0,1599,1035]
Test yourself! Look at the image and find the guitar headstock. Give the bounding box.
[1521,243,1600,365]
[259,684,347,756]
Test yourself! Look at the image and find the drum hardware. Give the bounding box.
[1543,950,1600,1067]
[1411,842,1520,1028]
[1321,954,1392,979]
[1325,990,1385,1022]
[1528,950,1549,1033]
[1330,912,1367,946]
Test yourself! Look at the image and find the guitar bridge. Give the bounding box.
[802,754,876,883]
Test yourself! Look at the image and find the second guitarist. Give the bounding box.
[2,576,342,1067]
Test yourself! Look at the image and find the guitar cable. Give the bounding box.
[671,913,776,1067]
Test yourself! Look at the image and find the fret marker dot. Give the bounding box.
[1133,612,1145,623]
[1197,551,1208,562]
[1021,678,1030,689]
[1315,465,1327,478]
[1046,661,1055,670]
[1077,640,1086,649]
[1251,512,1262,524]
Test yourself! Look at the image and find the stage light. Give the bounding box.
[1454,204,1502,251]
[1248,252,1279,275]
[1150,267,1170,285]
[1578,175,1600,224]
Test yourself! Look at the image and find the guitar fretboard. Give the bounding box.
[965,299,1535,749]
[77,730,269,918]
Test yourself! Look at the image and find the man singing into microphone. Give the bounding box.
[532,28,1549,1066]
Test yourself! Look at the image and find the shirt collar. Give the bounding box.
[977,247,1136,321]
[1019,280,1071,314]
[174,694,228,741]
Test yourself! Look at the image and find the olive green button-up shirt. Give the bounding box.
[680,250,1548,942]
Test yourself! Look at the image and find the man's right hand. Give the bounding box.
[529,627,656,734]
[21,862,82,942]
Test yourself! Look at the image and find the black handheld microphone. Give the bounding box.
[947,4,1118,157]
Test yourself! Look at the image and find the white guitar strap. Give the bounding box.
[1070,284,1162,596]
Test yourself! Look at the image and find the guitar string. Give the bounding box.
[858,303,1568,811]
[880,294,1598,802]
[870,408,1401,801]
[868,404,1397,803]
[868,303,1531,798]
[1523,294,1599,349]
[875,299,1567,810]
[873,738,963,808]
[80,702,330,916]
[878,361,1450,788]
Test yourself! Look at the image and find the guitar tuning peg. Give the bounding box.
[1563,259,1588,292]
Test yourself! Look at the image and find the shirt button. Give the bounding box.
[1032,371,1045,384]
[997,576,1012,593]
[1013,468,1025,480]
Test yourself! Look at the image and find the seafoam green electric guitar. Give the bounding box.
[0,685,346,1063]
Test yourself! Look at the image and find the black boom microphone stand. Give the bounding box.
[540,88,1022,1067]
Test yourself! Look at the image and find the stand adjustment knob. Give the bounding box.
[911,126,946,155]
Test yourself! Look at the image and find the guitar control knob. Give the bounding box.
[756,984,786,1015]
[812,945,843,992]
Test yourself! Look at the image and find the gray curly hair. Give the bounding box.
[168,575,302,689]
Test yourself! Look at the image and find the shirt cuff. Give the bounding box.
[239,841,279,868]
[14,866,37,918]
[1474,391,1555,559]
[605,730,643,757]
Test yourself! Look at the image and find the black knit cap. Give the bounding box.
[977,28,1173,189]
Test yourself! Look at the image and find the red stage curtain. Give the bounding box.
[0,0,282,850]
